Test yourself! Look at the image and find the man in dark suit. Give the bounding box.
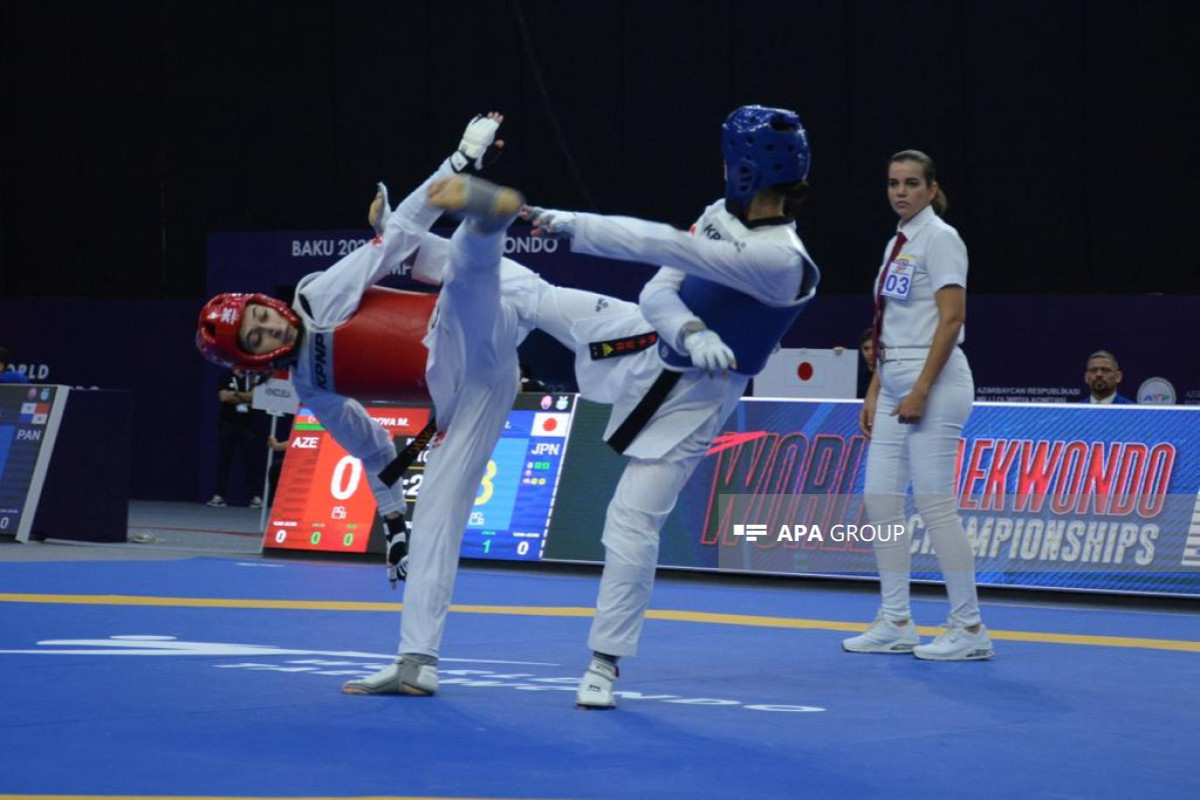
[1079,350,1135,404]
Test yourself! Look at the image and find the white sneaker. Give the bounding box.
[341,657,438,696]
[249,496,263,509]
[206,495,226,507]
[842,612,921,654]
[576,658,618,710]
[913,622,994,661]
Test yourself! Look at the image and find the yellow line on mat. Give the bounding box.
[0,593,1196,653]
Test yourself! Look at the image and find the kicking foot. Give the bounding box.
[428,175,524,233]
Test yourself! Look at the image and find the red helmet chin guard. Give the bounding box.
[196,293,301,371]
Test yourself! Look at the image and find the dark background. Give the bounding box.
[1,0,1195,503]
[3,0,1196,298]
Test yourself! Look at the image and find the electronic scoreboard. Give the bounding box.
[264,392,576,561]
[0,385,69,542]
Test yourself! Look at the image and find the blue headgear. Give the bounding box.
[722,105,810,218]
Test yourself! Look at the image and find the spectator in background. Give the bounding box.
[209,369,266,507]
[856,326,875,399]
[0,347,30,384]
[1078,350,1135,404]
[519,362,549,393]
[265,431,291,507]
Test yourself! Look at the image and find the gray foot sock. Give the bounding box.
[402,652,438,667]
[458,176,524,233]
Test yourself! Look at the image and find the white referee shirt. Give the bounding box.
[874,204,968,350]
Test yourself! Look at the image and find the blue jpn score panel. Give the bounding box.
[460,392,577,561]
[0,385,68,542]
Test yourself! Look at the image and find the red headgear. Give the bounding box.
[196,293,301,371]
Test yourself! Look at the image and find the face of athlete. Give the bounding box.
[1085,356,1122,398]
[239,303,298,355]
[887,160,938,223]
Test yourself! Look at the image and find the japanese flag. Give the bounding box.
[532,412,570,437]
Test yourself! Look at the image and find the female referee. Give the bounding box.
[841,150,993,661]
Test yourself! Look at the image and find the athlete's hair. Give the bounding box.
[1087,350,1121,370]
[889,149,947,216]
[0,346,10,368]
[762,178,810,218]
[858,328,873,347]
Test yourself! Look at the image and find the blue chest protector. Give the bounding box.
[659,259,820,376]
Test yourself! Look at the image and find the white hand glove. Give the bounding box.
[450,113,502,172]
[369,182,391,236]
[522,206,577,239]
[683,328,737,374]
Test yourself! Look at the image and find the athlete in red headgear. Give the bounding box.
[196,113,667,699]
[196,115,510,587]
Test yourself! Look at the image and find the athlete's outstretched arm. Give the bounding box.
[524,207,803,304]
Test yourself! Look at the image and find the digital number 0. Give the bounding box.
[330,456,363,500]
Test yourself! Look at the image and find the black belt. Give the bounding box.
[378,411,438,488]
[589,331,658,361]
[605,369,681,455]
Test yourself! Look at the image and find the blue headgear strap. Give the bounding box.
[722,105,810,220]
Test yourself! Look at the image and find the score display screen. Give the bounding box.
[264,392,576,561]
[0,385,66,541]
[266,405,431,554]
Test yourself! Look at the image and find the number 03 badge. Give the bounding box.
[881,256,915,300]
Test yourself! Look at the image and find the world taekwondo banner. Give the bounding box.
[545,401,1200,597]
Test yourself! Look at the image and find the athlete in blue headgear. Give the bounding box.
[523,104,820,709]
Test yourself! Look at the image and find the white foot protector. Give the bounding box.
[341,656,439,696]
[576,657,618,710]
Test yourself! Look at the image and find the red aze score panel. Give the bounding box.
[265,405,432,554]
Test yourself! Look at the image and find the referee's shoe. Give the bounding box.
[913,622,995,661]
[842,612,921,654]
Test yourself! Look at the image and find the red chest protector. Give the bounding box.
[298,287,438,403]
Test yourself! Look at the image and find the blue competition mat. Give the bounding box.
[1,557,1198,798]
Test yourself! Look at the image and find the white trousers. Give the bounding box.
[397,233,646,658]
[864,348,981,626]
[399,224,521,657]
[586,375,746,657]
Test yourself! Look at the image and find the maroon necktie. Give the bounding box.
[870,231,907,367]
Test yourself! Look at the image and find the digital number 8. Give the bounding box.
[475,460,497,506]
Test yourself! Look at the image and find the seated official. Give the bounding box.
[1078,350,1134,404]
